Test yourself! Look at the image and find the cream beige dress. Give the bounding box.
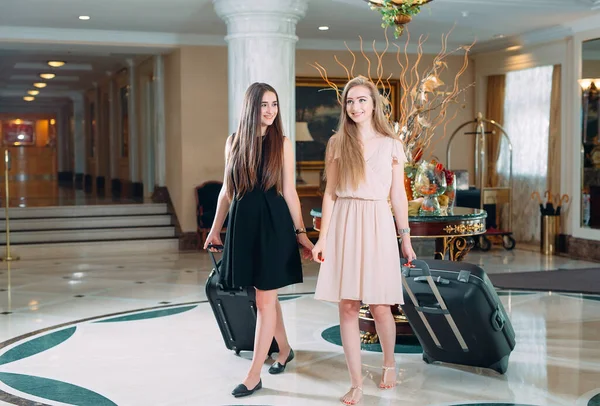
[314,136,406,305]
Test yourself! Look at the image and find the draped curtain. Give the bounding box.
[497,65,554,243]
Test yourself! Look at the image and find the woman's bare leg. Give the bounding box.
[241,288,278,389]
[370,304,397,389]
[339,299,363,405]
[273,298,292,363]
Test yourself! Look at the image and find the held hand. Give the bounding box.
[311,238,325,263]
[401,238,417,262]
[297,233,314,260]
[203,231,223,252]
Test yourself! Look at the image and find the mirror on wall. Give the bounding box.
[581,38,600,228]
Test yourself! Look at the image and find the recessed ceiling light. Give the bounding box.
[493,34,505,39]
[461,11,469,17]
[39,73,55,80]
[23,96,35,102]
[47,61,65,68]
[506,45,522,51]
[28,90,39,96]
[318,26,329,31]
[33,83,47,88]
[79,15,90,20]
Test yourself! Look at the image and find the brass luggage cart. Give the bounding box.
[446,113,516,251]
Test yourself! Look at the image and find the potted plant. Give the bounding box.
[366,0,433,38]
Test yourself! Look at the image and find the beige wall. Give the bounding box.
[164,46,229,233]
[164,45,476,233]
[165,48,184,228]
[582,60,600,78]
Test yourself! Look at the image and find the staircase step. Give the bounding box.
[4,238,179,260]
[0,226,175,244]
[0,215,172,231]
[0,203,168,219]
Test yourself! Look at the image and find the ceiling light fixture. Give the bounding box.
[506,45,522,51]
[39,73,55,79]
[33,83,47,88]
[28,90,39,96]
[23,96,35,102]
[493,34,505,39]
[318,26,329,31]
[47,61,65,68]
[79,15,90,20]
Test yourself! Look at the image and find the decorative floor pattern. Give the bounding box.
[0,250,598,405]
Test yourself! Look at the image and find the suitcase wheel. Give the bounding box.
[235,349,241,355]
[422,353,433,364]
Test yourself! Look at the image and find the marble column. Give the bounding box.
[107,72,118,181]
[56,105,67,173]
[213,0,309,143]
[92,82,101,183]
[127,59,140,185]
[153,54,166,188]
[71,93,85,189]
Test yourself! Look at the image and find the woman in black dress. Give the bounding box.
[204,82,313,397]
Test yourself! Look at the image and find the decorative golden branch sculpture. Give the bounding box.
[310,26,475,164]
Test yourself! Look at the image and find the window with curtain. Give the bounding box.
[497,65,553,243]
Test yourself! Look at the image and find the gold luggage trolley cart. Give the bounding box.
[446,113,516,251]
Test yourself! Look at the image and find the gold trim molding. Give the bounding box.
[443,222,485,235]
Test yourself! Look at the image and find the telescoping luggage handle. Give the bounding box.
[206,244,248,295]
[207,243,224,273]
[401,259,469,352]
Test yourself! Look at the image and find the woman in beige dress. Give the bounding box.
[311,75,417,405]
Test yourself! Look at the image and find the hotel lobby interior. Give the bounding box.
[1,0,600,405]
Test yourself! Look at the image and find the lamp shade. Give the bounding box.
[295,122,314,142]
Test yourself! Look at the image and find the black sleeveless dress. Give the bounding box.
[219,139,303,291]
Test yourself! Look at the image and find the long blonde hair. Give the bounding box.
[226,83,284,199]
[327,76,396,190]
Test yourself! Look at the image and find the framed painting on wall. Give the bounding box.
[295,76,399,170]
[1,119,36,146]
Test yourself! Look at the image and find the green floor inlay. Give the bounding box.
[562,293,600,302]
[94,305,197,323]
[589,393,600,406]
[0,327,76,366]
[496,291,536,296]
[0,372,117,406]
[279,295,301,302]
[321,325,422,354]
[449,403,540,406]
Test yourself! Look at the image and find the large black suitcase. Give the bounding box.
[400,258,515,374]
[205,245,279,355]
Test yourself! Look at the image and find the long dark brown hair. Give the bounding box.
[226,82,284,199]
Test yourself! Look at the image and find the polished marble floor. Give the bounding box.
[0,248,599,406]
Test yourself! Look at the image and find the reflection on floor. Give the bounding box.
[0,249,599,406]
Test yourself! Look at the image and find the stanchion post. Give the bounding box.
[1,149,19,262]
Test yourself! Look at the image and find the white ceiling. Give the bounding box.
[0,0,599,107]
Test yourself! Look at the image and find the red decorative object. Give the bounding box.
[2,120,35,145]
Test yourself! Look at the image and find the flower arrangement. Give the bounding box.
[367,0,433,38]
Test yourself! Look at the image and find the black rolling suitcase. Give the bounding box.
[400,258,515,374]
[205,245,279,356]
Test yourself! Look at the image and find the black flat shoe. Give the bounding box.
[268,348,295,374]
[231,380,262,397]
